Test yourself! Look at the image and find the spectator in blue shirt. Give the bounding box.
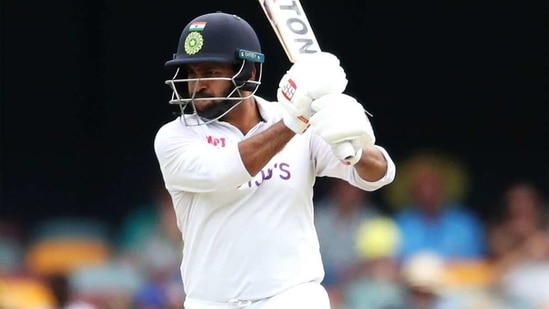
[390,151,485,261]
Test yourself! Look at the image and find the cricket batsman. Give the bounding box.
[154,11,396,309]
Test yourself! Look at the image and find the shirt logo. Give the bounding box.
[206,135,226,147]
[243,162,292,188]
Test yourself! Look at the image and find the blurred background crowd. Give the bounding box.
[1,0,547,308]
[1,150,547,309]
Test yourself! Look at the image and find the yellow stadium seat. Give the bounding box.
[444,260,496,289]
[0,275,56,309]
[26,238,111,277]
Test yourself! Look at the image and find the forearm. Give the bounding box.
[354,145,389,182]
[239,120,295,176]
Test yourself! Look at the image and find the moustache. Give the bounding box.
[193,90,213,99]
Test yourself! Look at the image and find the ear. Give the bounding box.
[233,60,259,91]
[250,64,257,80]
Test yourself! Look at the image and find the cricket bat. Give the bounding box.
[258,0,357,163]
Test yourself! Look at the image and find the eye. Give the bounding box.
[186,68,196,78]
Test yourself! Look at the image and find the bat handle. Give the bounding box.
[334,140,357,163]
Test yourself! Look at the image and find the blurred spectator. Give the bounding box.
[133,279,184,309]
[387,151,486,261]
[65,260,144,309]
[399,251,517,309]
[22,216,112,308]
[400,251,447,309]
[118,182,182,270]
[488,181,549,308]
[488,181,549,272]
[314,178,380,289]
[117,182,185,308]
[0,221,26,276]
[341,216,404,309]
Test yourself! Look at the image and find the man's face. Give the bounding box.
[186,62,235,112]
[411,167,444,213]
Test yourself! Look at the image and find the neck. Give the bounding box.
[221,96,261,135]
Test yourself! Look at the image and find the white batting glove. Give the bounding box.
[309,93,376,165]
[277,52,348,134]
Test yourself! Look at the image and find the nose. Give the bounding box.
[189,77,208,94]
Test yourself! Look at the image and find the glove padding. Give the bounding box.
[278,52,348,134]
[309,93,376,163]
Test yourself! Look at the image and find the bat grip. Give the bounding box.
[334,140,356,163]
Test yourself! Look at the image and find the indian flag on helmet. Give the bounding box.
[189,21,207,32]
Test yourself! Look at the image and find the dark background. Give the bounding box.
[1,1,547,228]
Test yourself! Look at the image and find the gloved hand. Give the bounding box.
[309,93,376,165]
[277,52,348,134]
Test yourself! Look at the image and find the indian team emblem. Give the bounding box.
[184,32,204,55]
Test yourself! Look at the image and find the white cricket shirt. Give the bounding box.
[154,96,395,303]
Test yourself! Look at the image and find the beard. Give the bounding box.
[191,88,241,120]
